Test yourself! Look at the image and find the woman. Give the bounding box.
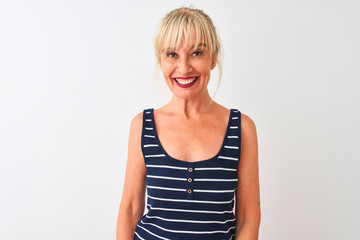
[117,7,260,240]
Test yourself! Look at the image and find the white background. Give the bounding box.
[1,0,359,239]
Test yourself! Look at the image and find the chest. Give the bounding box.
[154,115,228,162]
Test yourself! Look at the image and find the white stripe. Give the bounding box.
[233,110,239,112]
[227,136,238,138]
[134,231,145,240]
[145,119,152,121]
[218,156,239,161]
[147,185,185,192]
[230,126,238,129]
[145,111,151,114]
[147,194,235,204]
[147,175,187,181]
[144,135,155,138]
[147,175,237,182]
[145,215,236,224]
[224,145,239,149]
[195,167,236,171]
[232,117,238,119]
[143,144,159,148]
[146,165,188,170]
[147,204,234,214]
[194,178,238,182]
[141,219,235,234]
[144,154,165,158]
[194,189,235,193]
[145,127,153,130]
[136,224,169,240]
[148,185,235,194]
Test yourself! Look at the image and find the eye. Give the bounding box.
[192,50,203,56]
[166,52,177,58]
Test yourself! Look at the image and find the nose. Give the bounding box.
[177,56,192,75]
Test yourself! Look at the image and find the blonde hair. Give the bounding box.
[153,6,224,100]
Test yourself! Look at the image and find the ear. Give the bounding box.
[210,58,217,70]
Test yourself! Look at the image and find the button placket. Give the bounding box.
[186,164,195,200]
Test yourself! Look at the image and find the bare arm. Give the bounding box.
[235,114,261,240]
[116,112,147,240]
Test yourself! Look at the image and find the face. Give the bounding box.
[160,39,217,100]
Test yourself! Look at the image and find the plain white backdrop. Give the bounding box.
[1,0,359,239]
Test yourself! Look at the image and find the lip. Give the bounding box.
[173,76,198,80]
[173,76,198,88]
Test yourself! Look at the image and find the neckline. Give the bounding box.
[150,108,233,164]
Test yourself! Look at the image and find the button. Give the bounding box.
[188,168,193,172]
[187,189,192,193]
[188,178,192,182]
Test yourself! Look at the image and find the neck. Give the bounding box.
[166,89,214,119]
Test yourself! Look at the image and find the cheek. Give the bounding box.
[193,58,213,72]
[160,62,174,76]
[197,63,212,74]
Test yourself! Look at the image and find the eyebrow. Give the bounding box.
[162,43,207,52]
[192,43,207,49]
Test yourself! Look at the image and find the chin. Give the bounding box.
[172,90,199,100]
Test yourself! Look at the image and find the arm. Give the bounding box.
[116,112,147,240]
[235,114,261,240]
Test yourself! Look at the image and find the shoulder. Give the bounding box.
[128,110,146,139]
[240,112,258,146]
[130,111,143,129]
[240,113,256,130]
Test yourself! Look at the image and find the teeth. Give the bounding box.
[175,77,197,85]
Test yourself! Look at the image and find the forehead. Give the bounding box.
[161,26,208,52]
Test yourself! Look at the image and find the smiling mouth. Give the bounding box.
[174,77,198,85]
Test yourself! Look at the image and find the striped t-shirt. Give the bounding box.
[134,108,241,240]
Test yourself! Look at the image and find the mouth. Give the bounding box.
[173,77,198,88]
